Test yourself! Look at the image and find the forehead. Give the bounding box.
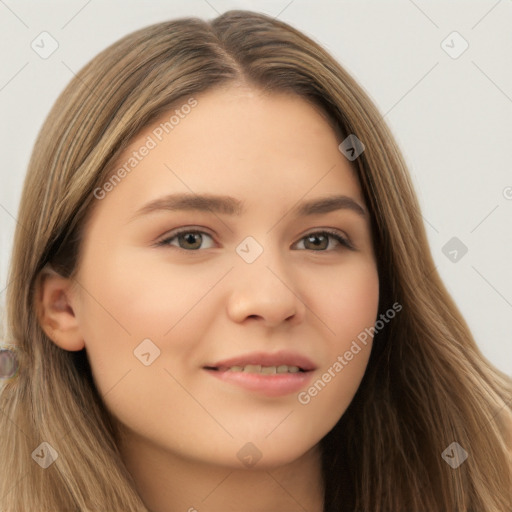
[125,84,344,164]
[88,84,364,225]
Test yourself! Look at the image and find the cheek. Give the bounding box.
[299,262,379,421]
[73,253,225,400]
[76,248,218,343]
[319,260,380,345]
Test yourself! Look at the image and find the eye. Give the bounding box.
[156,228,215,250]
[156,227,353,252]
[293,230,354,251]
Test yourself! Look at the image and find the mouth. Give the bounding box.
[203,351,316,397]
[205,364,309,374]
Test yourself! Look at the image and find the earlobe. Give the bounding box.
[36,266,85,351]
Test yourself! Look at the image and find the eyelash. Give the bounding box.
[155,227,354,252]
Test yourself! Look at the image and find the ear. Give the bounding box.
[36,265,85,351]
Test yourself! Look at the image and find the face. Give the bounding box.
[68,84,379,469]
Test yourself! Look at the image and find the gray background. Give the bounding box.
[0,0,511,374]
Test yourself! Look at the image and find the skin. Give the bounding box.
[38,83,380,512]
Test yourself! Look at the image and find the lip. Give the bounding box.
[203,350,317,398]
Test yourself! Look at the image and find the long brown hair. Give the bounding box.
[1,10,511,511]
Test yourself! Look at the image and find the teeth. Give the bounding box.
[227,364,301,373]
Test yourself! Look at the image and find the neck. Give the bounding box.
[119,432,325,512]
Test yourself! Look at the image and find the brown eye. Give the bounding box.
[304,233,329,250]
[157,230,215,250]
[294,231,353,251]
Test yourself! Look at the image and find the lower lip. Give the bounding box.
[204,368,314,397]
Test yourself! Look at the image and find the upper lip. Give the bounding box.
[204,350,317,371]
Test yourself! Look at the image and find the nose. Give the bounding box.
[226,251,306,328]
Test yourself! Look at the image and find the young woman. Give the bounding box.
[1,9,510,512]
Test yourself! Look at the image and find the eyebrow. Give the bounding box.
[129,193,367,221]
